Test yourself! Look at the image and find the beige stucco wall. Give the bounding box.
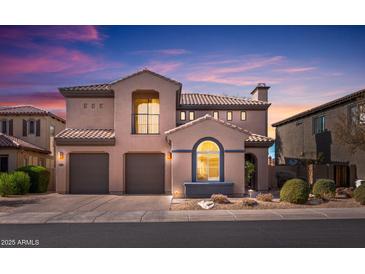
[167,119,247,196]
[66,98,114,129]
[0,115,65,151]
[177,109,267,136]
[246,147,270,191]
[56,72,180,194]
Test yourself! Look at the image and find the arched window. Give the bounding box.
[196,140,220,181]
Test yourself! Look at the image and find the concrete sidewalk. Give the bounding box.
[1,207,365,224]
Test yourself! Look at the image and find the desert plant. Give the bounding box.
[0,173,15,197]
[11,171,31,195]
[16,166,50,193]
[354,184,365,205]
[245,161,255,183]
[256,193,273,202]
[336,187,354,198]
[280,178,310,204]
[210,194,231,204]
[241,198,258,207]
[312,179,336,200]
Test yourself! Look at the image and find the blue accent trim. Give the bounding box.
[224,149,245,153]
[172,149,193,153]
[192,137,224,182]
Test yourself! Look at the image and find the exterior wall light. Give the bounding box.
[167,152,172,160]
[58,152,65,161]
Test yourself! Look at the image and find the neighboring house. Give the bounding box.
[0,106,66,188]
[55,69,273,197]
[272,88,365,187]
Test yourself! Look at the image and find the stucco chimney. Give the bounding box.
[251,83,270,102]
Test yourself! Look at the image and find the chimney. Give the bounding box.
[251,83,270,102]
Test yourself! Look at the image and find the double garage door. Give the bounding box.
[69,153,164,194]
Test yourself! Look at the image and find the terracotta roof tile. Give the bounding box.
[55,128,115,140]
[179,93,270,108]
[0,105,65,123]
[0,133,50,153]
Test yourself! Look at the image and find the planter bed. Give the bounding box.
[184,182,234,198]
[171,197,364,210]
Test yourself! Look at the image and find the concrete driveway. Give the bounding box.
[0,194,172,214]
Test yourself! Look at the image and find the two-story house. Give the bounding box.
[0,106,65,184]
[55,70,273,197]
[273,88,365,187]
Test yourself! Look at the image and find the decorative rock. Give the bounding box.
[198,200,215,210]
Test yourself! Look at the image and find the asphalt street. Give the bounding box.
[1,219,365,247]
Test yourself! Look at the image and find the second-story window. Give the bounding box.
[189,111,195,121]
[240,111,246,121]
[227,111,233,121]
[132,91,160,134]
[1,120,7,134]
[213,111,219,119]
[180,111,186,121]
[313,115,326,134]
[29,120,35,135]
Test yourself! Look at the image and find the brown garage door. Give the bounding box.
[69,153,109,194]
[125,153,164,194]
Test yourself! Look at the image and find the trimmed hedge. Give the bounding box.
[16,165,50,193]
[12,171,31,195]
[0,171,30,196]
[354,185,365,205]
[280,178,310,204]
[0,173,15,197]
[312,179,336,200]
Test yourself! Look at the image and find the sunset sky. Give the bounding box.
[1,26,365,139]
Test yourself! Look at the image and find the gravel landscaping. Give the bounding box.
[171,197,364,210]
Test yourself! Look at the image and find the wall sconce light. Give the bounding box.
[58,152,65,161]
[167,152,172,160]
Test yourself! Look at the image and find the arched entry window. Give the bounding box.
[193,138,224,182]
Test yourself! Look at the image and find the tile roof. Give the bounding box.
[59,84,111,92]
[0,105,65,123]
[272,88,365,127]
[245,133,274,145]
[110,69,182,86]
[55,128,115,145]
[179,93,270,109]
[165,114,274,147]
[0,133,50,153]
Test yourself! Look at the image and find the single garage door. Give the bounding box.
[69,153,109,194]
[125,153,164,194]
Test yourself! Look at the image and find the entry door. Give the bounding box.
[69,153,109,194]
[0,155,8,172]
[125,153,165,194]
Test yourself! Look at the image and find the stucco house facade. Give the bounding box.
[0,106,66,189]
[55,70,273,197]
[273,88,365,187]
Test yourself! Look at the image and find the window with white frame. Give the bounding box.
[227,111,233,121]
[313,115,326,134]
[240,111,246,121]
[180,111,186,121]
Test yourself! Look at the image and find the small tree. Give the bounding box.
[333,93,365,153]
[245,160,255,186]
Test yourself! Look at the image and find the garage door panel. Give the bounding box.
[125,153,164,194]
[70,153,109,194]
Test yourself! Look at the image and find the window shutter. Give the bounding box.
[36,119,41,136]
[22,119,27,136]
[8,120,13,136]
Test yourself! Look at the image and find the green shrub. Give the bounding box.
[354,185,365,205]
[11,171,30,195]
[16,165,50,193]
[0,173,15,197]
[312,179,336,200]
[280,178,310,204]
